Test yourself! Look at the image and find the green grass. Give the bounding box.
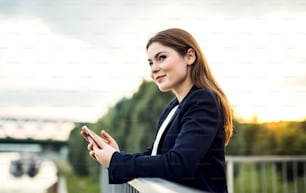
[49,156,100,193]
[65,173,100,193]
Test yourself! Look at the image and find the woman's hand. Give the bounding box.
[81,127,120,168]
[87,132,118,168]
[101,130,120,151]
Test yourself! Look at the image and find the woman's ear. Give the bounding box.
[185,48,196,66]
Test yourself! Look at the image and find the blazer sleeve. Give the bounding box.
[108,89,223,184]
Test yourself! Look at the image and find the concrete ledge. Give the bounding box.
[128,178,204,193]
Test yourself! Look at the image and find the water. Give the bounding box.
[0,152,58,193]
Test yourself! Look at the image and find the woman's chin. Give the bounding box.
[158,85,171,92]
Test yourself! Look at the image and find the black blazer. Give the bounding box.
[108,86,228,193]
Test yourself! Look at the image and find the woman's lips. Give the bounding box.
[156,75,165,82]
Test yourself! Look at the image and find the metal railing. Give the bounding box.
[226,156,306,193]
[100,167,204,193]
[101,156,306,193]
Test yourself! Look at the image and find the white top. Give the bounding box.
[151,105,179,156]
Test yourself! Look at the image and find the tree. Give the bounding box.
[68,122,93,176]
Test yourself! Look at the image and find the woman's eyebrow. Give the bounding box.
[150,51,166,60]
[154,51,166,59]
[148,51,167,62]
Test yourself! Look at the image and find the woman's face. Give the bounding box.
[147,42,193,94]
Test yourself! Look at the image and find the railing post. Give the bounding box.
[226,159,234,193]
[101,166,127,193]
[101,166,111,193]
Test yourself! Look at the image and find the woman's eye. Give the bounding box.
[148,62,153,66]
[159,55,166,61]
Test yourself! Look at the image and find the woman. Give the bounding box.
[81,28,233,193]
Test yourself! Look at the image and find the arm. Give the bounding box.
[81,127,153,167]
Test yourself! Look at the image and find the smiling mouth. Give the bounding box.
[156,75,165,81]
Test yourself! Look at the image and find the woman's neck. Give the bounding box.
[173,82,194,103]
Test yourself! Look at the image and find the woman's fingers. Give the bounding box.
[91,133,106,149]
[101,130,119,151]
[87,143,93,151]
[89,150,96,160]
[101,130,112,143]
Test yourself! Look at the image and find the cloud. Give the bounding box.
[0,89,108,106]
[0,16,145,90]
[0,16,143,121]
[0,1,305,122]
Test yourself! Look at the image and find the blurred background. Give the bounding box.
[0,0,305,193]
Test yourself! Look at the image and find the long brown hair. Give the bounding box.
[146,28,233,146]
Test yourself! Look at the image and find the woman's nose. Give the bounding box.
[151,63,160,73]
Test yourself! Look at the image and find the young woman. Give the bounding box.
[81,28,233,193]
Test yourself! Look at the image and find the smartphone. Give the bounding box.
[82,125,101,148]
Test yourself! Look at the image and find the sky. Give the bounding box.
[0,0,305,123]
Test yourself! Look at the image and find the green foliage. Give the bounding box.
[226,121,306,156]
[275,122,306,155]
[226,122,260,155]
[68,122,95,176]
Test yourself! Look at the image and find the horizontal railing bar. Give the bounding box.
[226,156,306,162]
[128,178,205,193]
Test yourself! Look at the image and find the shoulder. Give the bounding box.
[190,87,217,98]
[178,87,223,128]
[181,87,219,107]
[178,87,222,120]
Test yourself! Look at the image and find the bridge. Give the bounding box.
[0,117,74,141]
[0,117,75,152]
